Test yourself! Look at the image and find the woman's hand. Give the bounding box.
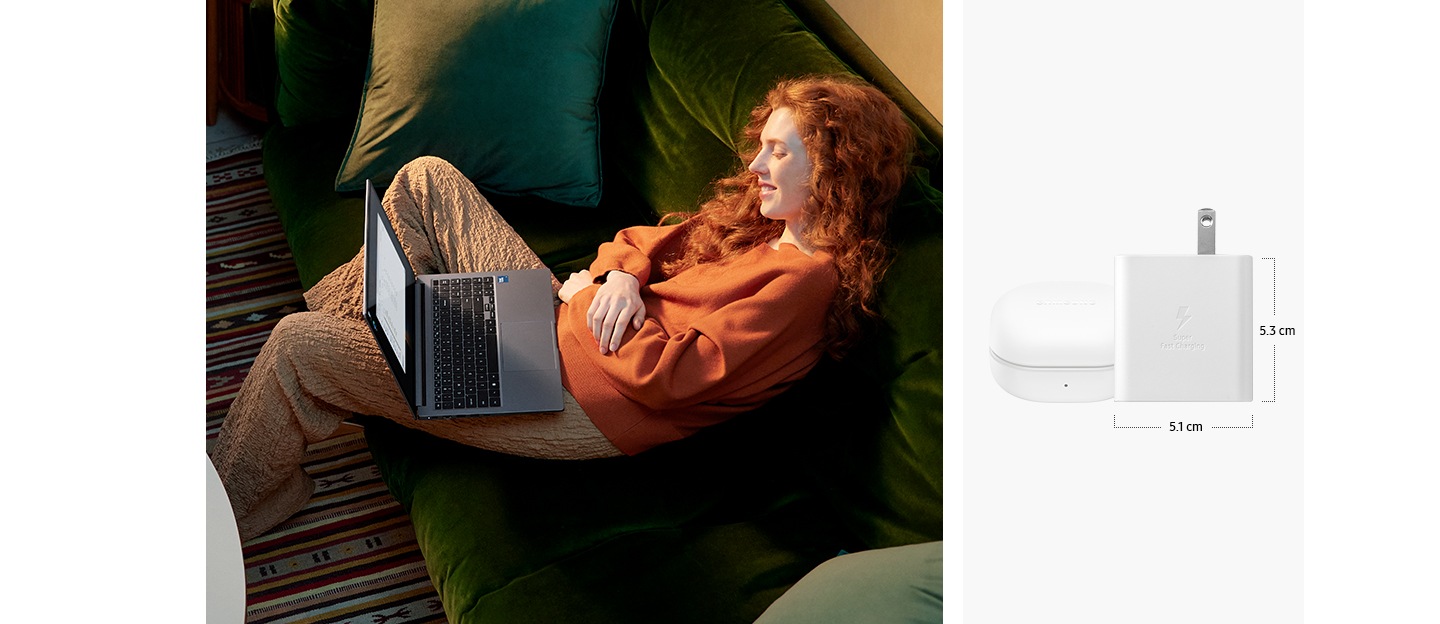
[557,269,594,305]
[587,270,646,355]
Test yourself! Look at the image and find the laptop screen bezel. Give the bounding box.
[361,180,418,410]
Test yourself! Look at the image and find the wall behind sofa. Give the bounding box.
[825,0,943,123]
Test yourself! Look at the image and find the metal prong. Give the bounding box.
[1198,208,1216,254]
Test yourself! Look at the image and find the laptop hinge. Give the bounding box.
[412,279,428,408]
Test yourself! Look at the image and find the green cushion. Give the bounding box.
[363,412,851,624]
[273,0,374,127]
[334,0,619,207]
[263,122,365,288]
[848,174,945,548]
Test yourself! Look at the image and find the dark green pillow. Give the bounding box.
[334,0,619,207]
[273,0,374,128]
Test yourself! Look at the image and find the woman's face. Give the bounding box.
[748,107,812,227]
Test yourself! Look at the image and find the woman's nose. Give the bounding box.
[747,153,765,174]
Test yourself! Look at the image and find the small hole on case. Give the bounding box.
[1200,215,1214,227]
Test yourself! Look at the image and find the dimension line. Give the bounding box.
[1113,415,1162,429]
[1261,344,1277,403]
[1211,415,1256,429]
[1262,257,1277,315]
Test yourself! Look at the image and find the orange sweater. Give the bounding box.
[557,222,839,455]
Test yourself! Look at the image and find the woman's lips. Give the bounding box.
[758,182,776,199]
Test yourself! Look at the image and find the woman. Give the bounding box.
[212,75,915,540]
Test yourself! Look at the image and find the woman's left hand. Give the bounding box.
[587,270,646,355]
[558,269,594,304]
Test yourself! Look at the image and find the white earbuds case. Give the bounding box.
[989,281,1115,402]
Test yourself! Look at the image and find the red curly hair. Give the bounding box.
[662,76,915,358]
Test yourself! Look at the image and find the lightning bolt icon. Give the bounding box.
[1176,306,1194,331]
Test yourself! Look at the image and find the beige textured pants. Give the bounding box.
[212,156,621,541]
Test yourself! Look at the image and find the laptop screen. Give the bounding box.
[371,208,409,372]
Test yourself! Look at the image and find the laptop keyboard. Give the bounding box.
[432,276,501,410]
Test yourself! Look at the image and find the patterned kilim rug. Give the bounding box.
[206,147,449,624]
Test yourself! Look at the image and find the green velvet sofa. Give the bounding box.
[248,0,943,621]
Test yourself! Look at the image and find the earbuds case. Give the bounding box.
[989,281,1115,402]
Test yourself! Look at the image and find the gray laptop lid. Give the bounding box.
[361,180,564,418]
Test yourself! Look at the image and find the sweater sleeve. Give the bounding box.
[562,257,838,411]
[586,222,692,286]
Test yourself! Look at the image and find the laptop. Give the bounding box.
[361,180,565,418]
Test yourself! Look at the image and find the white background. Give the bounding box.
[963,1,1302,621]
[951,0,1438,622]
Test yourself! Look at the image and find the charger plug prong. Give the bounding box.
[1198,208,1217,255]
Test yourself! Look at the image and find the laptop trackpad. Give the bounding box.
[500,322,558,372]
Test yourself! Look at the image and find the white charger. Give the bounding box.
[989,281,1115,402]
[1115,209,1252,401]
